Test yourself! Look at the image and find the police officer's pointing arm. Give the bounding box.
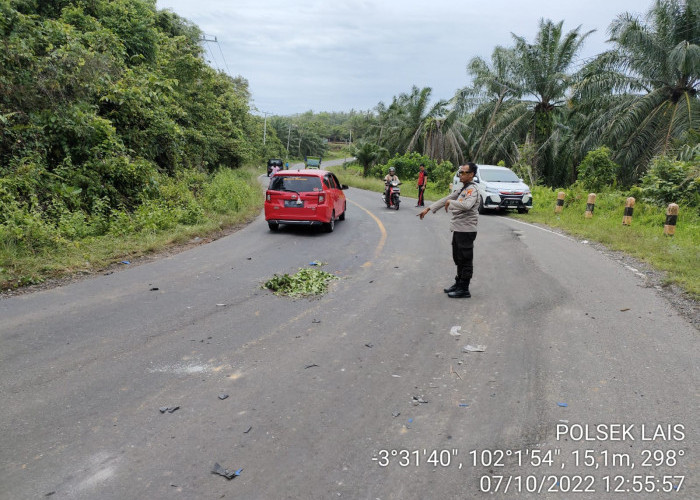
[418,191,459,219]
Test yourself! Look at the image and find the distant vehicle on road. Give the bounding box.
[305,156,322,169]
[267,158,284,176]
[265,169,348,232]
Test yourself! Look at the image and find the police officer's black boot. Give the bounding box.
[443,277,459,293]
[447,280,471,298]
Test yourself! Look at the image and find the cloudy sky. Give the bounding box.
[155,0,650,116]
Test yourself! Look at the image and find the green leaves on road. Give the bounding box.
[263,267,338,297]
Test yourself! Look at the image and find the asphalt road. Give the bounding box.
[1,177,697,499]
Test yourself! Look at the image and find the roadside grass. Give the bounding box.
[324,144,354,161]
[330,166,699,299]
[1,167,264,290]
[515,186,699,298]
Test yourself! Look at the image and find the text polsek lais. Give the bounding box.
[556,424,685,442]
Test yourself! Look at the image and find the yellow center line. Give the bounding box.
[347,199,386,267]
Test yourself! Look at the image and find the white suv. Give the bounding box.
[452,165,532,214]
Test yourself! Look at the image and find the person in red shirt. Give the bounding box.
[416,164,427,207]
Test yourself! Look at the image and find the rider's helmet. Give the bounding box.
[389,167,395,174]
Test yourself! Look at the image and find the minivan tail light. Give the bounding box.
[318,194,325,203]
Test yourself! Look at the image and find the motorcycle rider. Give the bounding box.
[384,167,400,206]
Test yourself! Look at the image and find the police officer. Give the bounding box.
[417,163,479,298]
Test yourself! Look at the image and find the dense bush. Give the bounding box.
[638,156,700,208]
[576,147,619,191]
[0,0,282,261]
[202,169,258,214]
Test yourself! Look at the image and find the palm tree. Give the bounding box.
[372,86,468,166]
[574,0,700,183]
[376,86,435,154]
[453,46,520,162]
[458,19,592,185]
[352,140,384,176]
[411,110,470,165]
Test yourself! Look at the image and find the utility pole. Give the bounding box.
[261,111,270,145]
[286,123,292,156]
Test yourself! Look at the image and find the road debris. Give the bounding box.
[462,344,486,352]
[364,343,374,348]
[244,426,252,433]
[305,364,319,369]
[449,326,462,337]
[557,402,568,407]
[263,268,338,297]
[218,394,229,400]
[412,396,429,405]
[392,411,401,418]
[211,463,242,480]
[149,287,159,291]
[159,406,180,414]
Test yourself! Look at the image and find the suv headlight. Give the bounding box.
[485,186,499,194]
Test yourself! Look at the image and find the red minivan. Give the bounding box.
[265,169,348,232]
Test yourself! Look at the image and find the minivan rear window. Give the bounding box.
[270,176,323,192]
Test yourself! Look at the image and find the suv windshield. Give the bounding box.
[479,169,520,183]
[270,176,323,192]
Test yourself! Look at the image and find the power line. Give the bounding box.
[216,40,231,74]
[199,34,231,74]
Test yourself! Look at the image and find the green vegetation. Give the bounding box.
[263,267,339,297]
[1,167,263,288]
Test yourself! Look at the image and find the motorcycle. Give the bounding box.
[383,180,401,210]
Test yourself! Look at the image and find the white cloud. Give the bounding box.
[156,0,652,114]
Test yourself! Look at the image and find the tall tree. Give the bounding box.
[372,86,467,166]
[574,0,700,183]
[453,46,520,162]
[458,19,592,185]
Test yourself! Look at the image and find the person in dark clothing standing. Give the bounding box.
[417,162,479,298]
[416,164,427,207]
